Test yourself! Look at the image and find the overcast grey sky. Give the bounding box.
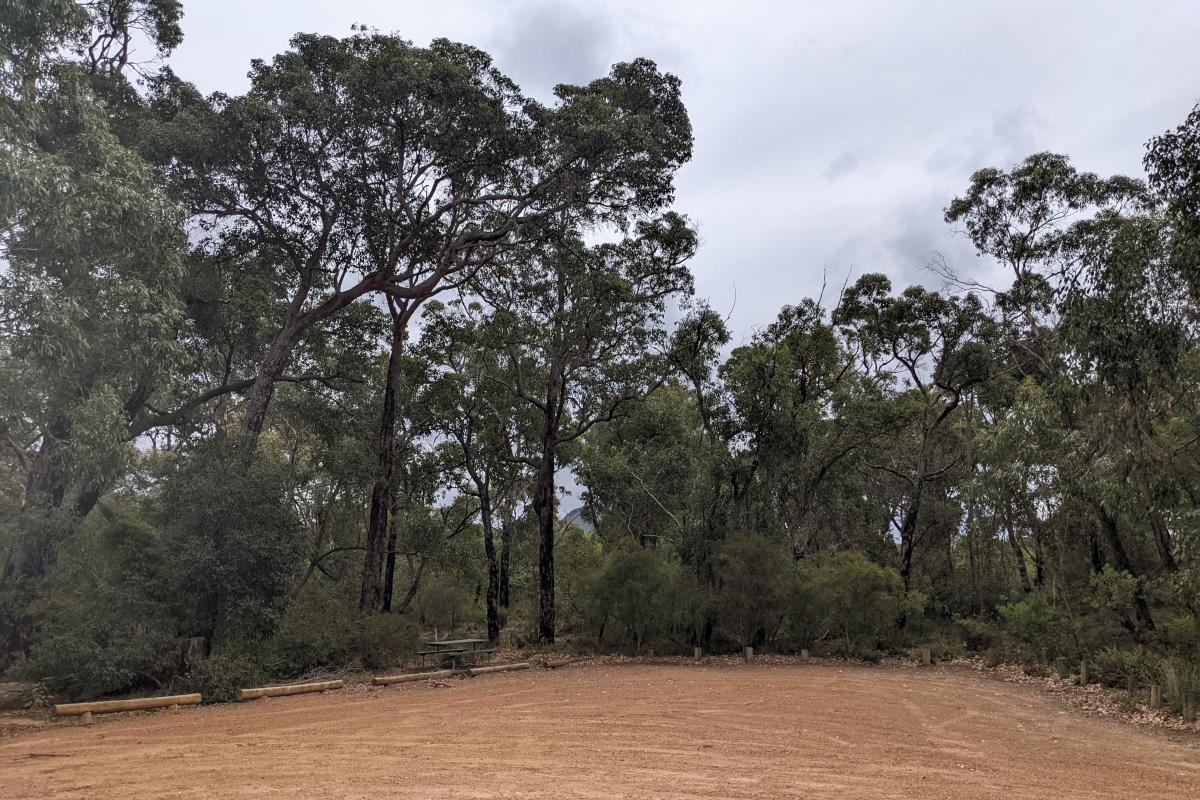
[167,0,1200,344]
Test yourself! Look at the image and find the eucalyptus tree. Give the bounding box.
[719,300,891,558]
[465,214,697,642]
[418,303,528,638]
[834,276,991,594]
[1146,102,1200,299]
[948,149,1193,630]
[148,33,694,437]
[0,0,190,663]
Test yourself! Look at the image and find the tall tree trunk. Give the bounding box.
[1147,507,1179,573]
[381,499,401,612]
[533,442,556,643]
[360,314,406,612]
[240,324,299,436]
[480,492,500,642]
[498,502,513,610]
[1005,502,1032,593]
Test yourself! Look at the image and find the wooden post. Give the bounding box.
[693,646,702,660]
[1055,657,1069,678]
[1185,701,1196,724]
[1079,659,1089,686]
[920,648,931,666]
[800,648,809,661]
[743,646,754,662]
[1150,685,1162,709]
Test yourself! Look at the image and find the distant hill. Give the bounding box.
[562,506,595,532]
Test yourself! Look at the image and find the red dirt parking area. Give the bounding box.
[2,662,1198,799]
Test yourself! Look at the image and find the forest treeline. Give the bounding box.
[2,3,1199,712]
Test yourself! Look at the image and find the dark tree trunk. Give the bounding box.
[381,502,400,612]
[1005,504,1032,594]
[393,558,426,616]
[533,444,556,643]
[898,492,922,592]
[360,314,406,612]
[1095,504,1156,631]
[1147,508,1178,573]
[1087,524,1104,574]
[480,492,501,643]
[498,503,513,610]
[24,417,71,512]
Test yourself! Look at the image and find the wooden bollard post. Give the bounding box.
[693,646,702,660]
[1079,660,1089,686]
[800,648,809,661]
[743,646,754,662]
[1185,701,1196,724]
[79,712,92,725]
[1150,685,1162,709]
[920,647,931,666]
[1055,657,1069,678]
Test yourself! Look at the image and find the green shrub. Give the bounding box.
[796,551,920,657]
[998,592,1070,662]
[268,588,416,675]
[158,438,303,646]
[15,504,178,700]
[1161,614,1199,654]
[954,616,1000,652]
[579,547,687,653]
[714,531,794,648]
[187,652,264,703]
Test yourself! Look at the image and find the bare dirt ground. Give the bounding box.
[2,662,1198,799]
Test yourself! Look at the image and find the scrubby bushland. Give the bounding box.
[3,2,1199,718]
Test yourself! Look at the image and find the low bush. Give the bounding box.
[1160,655,1200,715]
[998,592,1071,662]
[954,616,1000,652]
[267,588,417,676]
[187,652,264,704]
[796,551,922,657]
[1092,645,1156,689]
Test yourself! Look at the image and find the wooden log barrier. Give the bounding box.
[372,668,456,686]
[543,658,574,669]
[373,662,530,685]
[54,693,202,718]
[237,680,344,701]
[469,662,531,676]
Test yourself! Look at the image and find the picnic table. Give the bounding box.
[417,638,493,666]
